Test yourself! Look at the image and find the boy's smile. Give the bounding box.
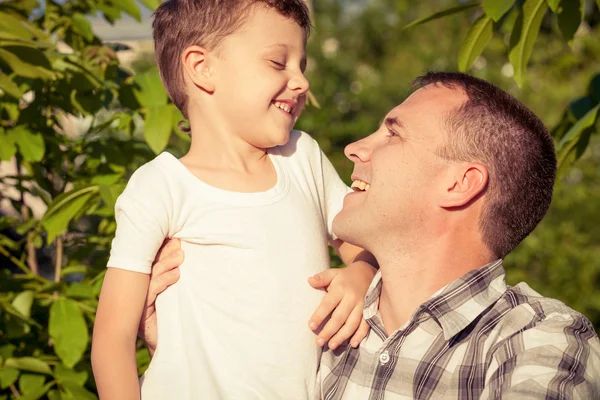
[207,6,310,150]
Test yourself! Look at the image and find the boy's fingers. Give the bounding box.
[308,269,339,289]
[155,238,181,262]
[148,268,180,303]
[315,299,354,347]
[308,289,342,330]
[350,319,370,348]
[152,250,184,276]
[327,307,363,350]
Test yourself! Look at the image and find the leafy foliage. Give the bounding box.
[404,0,600,167]
[0,0,183,397]
[0,1,599,399]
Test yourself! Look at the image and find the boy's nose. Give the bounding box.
[289,71,310,95]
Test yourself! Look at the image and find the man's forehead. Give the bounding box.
[382,85,467,123]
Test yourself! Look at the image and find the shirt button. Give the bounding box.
[379,351,390,364]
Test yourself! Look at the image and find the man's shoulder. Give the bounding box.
[505,282,595,329]
[489,281,600,359]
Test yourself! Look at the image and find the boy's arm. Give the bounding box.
[92,268,150,400]
[308,239,377,350]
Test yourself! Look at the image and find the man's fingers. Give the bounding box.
[350,319,370,348]
[155,238,181,262]
[327,307,364,350]
[308,289,342,331]
[308,268,339,290]
[315,299,354,347]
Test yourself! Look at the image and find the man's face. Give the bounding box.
[332,84,469,252]
[210,6,309,149]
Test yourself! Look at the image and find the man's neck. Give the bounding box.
[374,237,495,336]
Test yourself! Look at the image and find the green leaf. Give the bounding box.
[547,0,560,12]
[64,282,96,299]
[0,12,35,40]
[41,185,99,243]
[144,105,173,154]
[11,290,34,319]
[115,0,142,21]
[60,265,89,277]
[53,364,87,386]
[61,381,98,400]
[589,74,600,103]
[458,15,494,72]
[95,4,121,23]
[138,0,161,11]
[49,298,89,368]
[7,126,45,162]
[569,97,594,121]
[508,0,548,87]
[71,13,94,42]
[558,104,600,150]
[47,389,61,400]
[0,47,54,80]
[0,72,23,98]
[18,382,53,400]
[0,128,17,161]
[556,0,583,46]
[401,2,480,30]
[133,68,168,109]
[4,358,52,375]
[0,368,19,390]
[98,183,124,210]
[482,0,517,21]
[18,374,45,395]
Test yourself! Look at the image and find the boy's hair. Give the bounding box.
[153,0,311,118]
[412,72,556,258]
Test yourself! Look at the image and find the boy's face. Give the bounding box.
[210,6,309,149]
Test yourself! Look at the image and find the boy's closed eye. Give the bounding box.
[270,60,286,69]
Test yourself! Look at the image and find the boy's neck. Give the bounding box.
[183,111,270,173]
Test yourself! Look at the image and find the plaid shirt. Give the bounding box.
[319,260,600,399]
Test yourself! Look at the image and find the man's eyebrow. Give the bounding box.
[384,117,404,130]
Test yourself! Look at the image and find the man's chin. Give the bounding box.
[332,217,360,246]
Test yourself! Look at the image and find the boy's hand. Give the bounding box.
[308,261,376,350]
[139,238,183,356]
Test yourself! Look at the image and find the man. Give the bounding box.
[140,72,600,398]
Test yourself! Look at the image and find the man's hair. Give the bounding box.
[152,0,311,118]
[412,72,557,258]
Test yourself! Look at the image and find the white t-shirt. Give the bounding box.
[107,131,350,399]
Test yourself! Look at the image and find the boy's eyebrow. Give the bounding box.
[264,43,307,66]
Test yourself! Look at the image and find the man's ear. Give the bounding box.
[440,162,488,208]
[181,45,215,93]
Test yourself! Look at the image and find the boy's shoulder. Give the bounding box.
[124,152,179,192]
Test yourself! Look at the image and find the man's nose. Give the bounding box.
[344,137,372,164]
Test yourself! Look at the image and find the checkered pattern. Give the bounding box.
[319,260,600,399]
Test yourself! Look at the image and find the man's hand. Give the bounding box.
[308,261,376,350]
[138,238,183,356]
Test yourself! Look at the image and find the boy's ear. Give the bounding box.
[181,45,215,93]
[440,162,488,208]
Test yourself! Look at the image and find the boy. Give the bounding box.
[91,1,376,399]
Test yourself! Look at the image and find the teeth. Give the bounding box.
[351,180,370,191]
[274,101,292,114]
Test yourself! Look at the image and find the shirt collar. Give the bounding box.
[363,259,507,341]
